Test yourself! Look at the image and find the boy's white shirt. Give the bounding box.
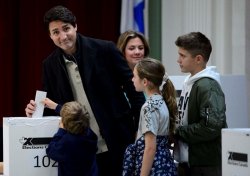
[174,66,221,163]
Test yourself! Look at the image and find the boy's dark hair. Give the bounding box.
[44,5,76,31]
[175,32,212,62]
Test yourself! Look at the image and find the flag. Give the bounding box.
[120,0,146,34]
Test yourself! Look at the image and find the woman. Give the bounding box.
[117,30,150,70]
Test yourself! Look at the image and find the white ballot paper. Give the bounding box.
[32,90,47,118]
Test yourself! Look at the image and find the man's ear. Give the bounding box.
[75,24,78,31]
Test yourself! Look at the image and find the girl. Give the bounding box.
[123,58,178,176]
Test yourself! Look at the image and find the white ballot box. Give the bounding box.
[222,128,250,176]
[3,117,61,176]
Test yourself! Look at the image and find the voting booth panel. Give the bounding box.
[3,117,60,176]
[222,129,250,176]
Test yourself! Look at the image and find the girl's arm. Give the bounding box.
[140,132,156,176]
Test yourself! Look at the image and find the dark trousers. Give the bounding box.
[178,162,191,176]
[96,151,122,176]
[178,163,222,176]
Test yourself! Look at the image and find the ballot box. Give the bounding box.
[222,128,250,176]
[3,117,60,176]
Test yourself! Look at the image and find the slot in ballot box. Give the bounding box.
[3,117,61,176]
[222,128,250,176]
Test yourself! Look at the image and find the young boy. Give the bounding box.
[45,99,98,176]
[174,32,227,176]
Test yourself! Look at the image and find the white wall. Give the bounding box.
[246,0,250,129]
[162,0,250,127]
[162,0,246,75]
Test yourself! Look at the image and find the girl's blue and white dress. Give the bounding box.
[122,94,177,176]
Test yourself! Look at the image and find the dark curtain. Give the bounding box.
[0,0,121,161]
[0,0,121,123]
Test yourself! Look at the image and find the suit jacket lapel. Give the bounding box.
[78,35,95,86]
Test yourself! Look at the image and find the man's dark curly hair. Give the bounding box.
[44,5,76,31]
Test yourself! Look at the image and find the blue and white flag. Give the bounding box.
[120,0,146,34]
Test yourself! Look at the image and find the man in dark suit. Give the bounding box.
[25,5,145,176]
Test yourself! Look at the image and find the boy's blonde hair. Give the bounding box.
[60,101,90,135]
